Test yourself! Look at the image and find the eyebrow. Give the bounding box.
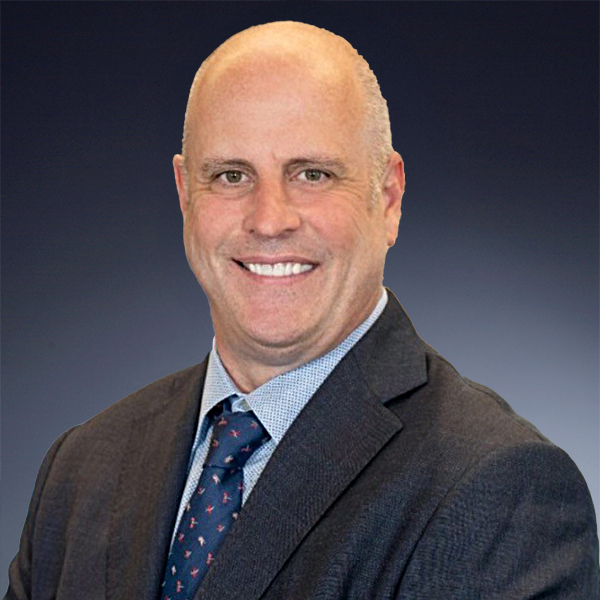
[197,155,348,178]
[283,157,348,177]
[198,158,254,178]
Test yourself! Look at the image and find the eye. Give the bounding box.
[217,170,247,184]
[298,169,329,183]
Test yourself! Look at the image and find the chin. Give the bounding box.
[240,316,319,360]
[246,323,309,350]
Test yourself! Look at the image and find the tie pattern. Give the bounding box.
[162,401,269,599]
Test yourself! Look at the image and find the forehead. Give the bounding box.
[188,48,368,160]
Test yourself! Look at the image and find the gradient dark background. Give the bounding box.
[2,1,598,584]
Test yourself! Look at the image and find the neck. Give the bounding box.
[217,330,338,392]
[214,289,384,393]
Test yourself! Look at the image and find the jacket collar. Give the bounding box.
[353,288,428,401]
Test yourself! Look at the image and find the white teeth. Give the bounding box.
[244,262,314,277]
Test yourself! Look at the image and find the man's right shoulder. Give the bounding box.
[56,361,207,452]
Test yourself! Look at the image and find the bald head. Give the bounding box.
[195,21,357,86]
[180,22,393,193]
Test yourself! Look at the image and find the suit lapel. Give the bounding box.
[196,292,428,600]
[106,361,207,600]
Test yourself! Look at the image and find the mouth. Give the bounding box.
[234,260,316,278]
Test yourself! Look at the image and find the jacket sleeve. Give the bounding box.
[4,429,74,600]
[397,441,600,599]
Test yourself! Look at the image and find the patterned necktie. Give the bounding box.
[162,401,269,599]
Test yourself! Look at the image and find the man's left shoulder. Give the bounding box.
[414,346,550,449]
[382,345,593,506]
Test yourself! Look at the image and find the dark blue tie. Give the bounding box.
[161,401,269,599]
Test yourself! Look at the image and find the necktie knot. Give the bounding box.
[204,406,270,469]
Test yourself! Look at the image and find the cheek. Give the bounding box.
[183,217,214,277]
[185,199,232,256]
[307,193,356,235]
[311,204,377,256]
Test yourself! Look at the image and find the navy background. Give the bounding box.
[2,2,598,585]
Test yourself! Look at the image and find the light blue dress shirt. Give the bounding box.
[171,288,388,539]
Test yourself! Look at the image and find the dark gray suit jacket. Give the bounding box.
[6,293,600,599]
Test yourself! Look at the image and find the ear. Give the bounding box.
[173,154,190,216]
[381,152,405,247]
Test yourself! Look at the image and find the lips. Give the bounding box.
[240,261,315,277]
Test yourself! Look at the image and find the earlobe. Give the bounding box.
[173,154,189,215]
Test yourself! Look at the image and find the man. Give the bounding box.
[6,21,599,600]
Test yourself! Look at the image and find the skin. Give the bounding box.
[174,24,405,392]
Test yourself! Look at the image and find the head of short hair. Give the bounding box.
[180,22,393,202]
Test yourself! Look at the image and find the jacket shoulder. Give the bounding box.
[414,345,550,448]
[74,362,205,433]
[46,361,206,466]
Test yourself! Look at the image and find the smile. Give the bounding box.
[239,261,315,277]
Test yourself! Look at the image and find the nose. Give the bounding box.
[242,179,301,238]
